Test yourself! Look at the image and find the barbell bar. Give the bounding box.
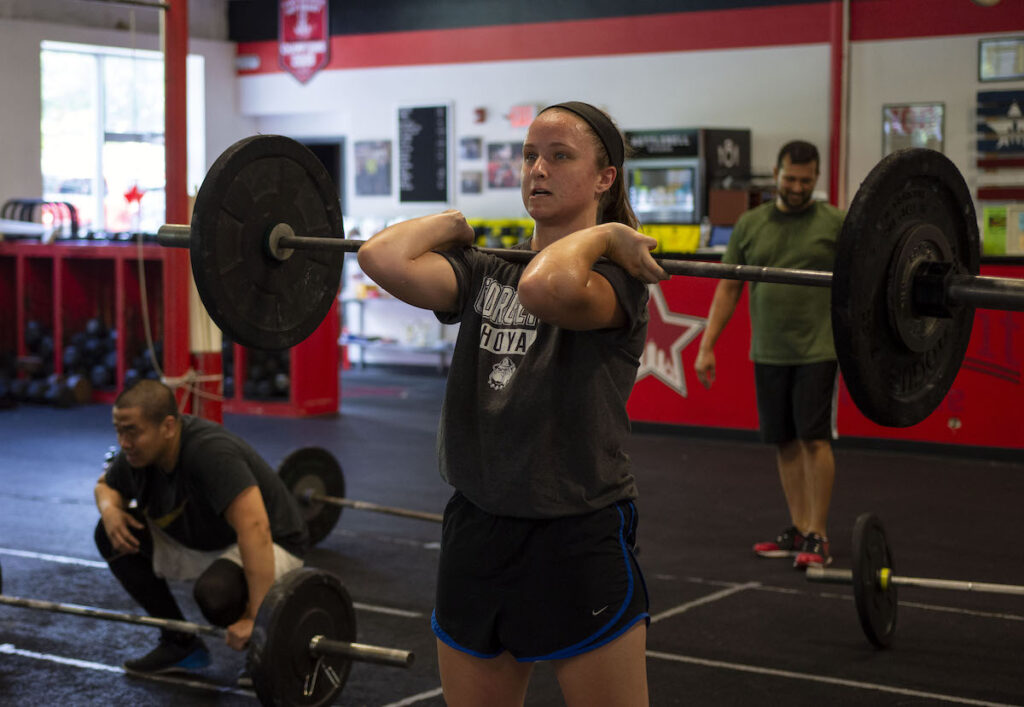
[156,225,1024,314]
[808,566,1024,596]
[277,447,441,546]
[156,134,1024,427]
[157,225,839,289]
[0,593,411,667]
[0,563,413,706]
[805,512,1024,648]
[308,491,444,524]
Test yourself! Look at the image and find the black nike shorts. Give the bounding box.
[432,491,649,662]
[754,360,838,444]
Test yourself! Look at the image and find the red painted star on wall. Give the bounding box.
[635,284,706,398]
[123,183,145,205]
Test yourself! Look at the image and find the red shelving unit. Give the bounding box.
[0,253,16,360]
[0,240,338,416]
[60,255,118,397]
[222,299,339,417]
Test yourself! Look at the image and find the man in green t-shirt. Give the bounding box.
[694,140,843,569]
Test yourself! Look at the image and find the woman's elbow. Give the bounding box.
[518,271,582,322]
[517,271,552,316]
[356,240,387,280]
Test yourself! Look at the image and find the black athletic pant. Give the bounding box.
[94,509,248,644]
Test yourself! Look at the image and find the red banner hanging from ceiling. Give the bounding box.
[279,0,330,84]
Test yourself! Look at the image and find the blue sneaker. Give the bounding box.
[123,637,211,674]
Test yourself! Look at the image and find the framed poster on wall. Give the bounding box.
[486,142,523,189]
[353,140,392,196]
[979,37,1024,82]
[398,104,450,203]
[882,103,944,156]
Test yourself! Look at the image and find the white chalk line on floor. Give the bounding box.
[664,575,1024,623]
[650,582,762,624]
[0,642,254,699]
[645,649,1016,707]
[0,546,108,568]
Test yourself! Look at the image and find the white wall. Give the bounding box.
[239,43,836,366]
[243,44,834,222]
[848,32,1024,204]
[0,17,255,210]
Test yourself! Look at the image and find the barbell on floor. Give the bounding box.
[0,561,413,706]
[155,134,1024,427]
[806,512,1024,649]
[277,447,441,546]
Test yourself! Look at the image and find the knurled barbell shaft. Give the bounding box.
[157,224,1024,312]
[807,566,1024,596]
[157,224,834,288]
[0,592,413,667]
[310,635,415,668]
[306,491,443,524]
[281,235,835,286]
[0,593,223,638]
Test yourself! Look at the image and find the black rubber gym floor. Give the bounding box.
[1,367,1022,706]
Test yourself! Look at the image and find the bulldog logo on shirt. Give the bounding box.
[488,358,516,390]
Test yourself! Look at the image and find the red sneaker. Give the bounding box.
[793,533,832,569]
[753,526,805,558]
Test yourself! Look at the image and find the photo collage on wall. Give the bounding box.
[458,137,484,195]
[486,142,523,190]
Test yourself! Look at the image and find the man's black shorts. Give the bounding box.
[754,360,838,444]
[432,492,649,662]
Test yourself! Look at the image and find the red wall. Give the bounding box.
[627,263,1024,450]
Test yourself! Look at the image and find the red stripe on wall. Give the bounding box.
[236,1,1024,76]
[848,0,1024,42]
[236,4,832,75]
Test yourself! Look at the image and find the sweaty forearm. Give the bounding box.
[357,211,468,311]
[359,211,470,265]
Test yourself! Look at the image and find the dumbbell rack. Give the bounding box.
[0,241,338,416]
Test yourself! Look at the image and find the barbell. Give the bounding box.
[806,512,1024,649]
[156,135,1024,427]
[278,446,441,546]
[0,561,413,706]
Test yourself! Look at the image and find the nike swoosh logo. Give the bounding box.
[591,605,609,616]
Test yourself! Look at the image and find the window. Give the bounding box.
[40,41,204,234]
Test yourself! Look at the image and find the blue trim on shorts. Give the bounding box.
[518,502,643,663]
[542,611,651,661]
[432,609,504,660]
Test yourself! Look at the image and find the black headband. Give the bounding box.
[540,101,625,170]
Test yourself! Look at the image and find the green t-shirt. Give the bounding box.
[722,200,844,364]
